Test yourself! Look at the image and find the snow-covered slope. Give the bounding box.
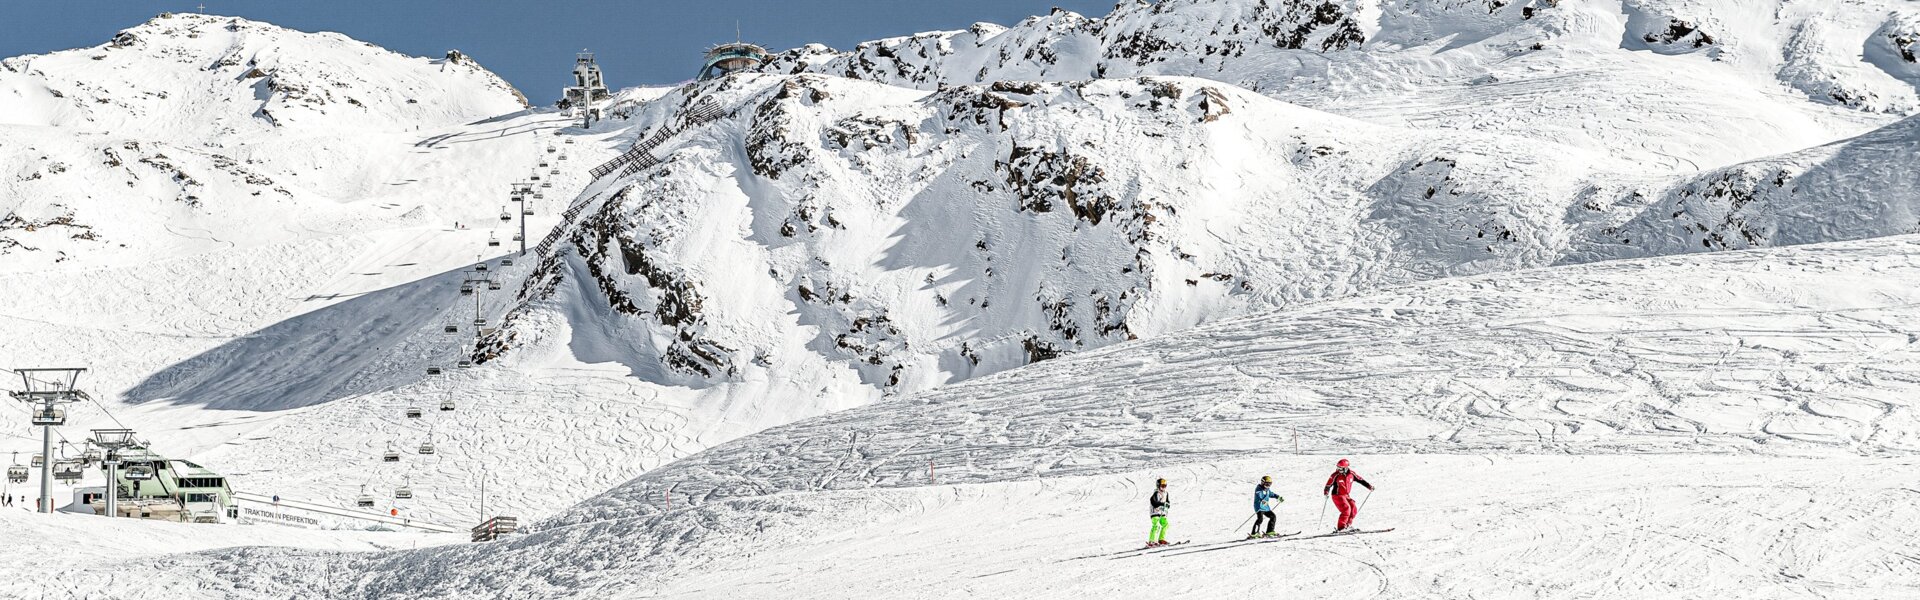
[5,3,1920,594]
[768,0,1915,170]
[0,12,530,270]
[17,233,1920,599]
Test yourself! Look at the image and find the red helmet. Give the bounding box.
[1337,459,1351,468]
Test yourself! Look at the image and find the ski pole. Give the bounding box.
[1318,494,1328,525]
[1235,512,1255,534]
[1357,488,1373,525]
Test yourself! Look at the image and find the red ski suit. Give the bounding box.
[1323,468,1373,530]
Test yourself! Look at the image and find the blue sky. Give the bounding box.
[2,0,1118,103]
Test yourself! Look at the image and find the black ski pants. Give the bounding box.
[1251,510,1277,535]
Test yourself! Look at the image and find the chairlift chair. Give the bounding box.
[460,283,475,296]
[534,193,545,200]
[440,398,456,412]
[52,459,83,482]
[499,210,511,222]
[550,169,560,175]
[501,258,515,266]
[457,358,473,369]
[509,234,522,243]
[539,160,549,168]
[6,464,25,484]
[383,450,401,463]
[426,366,443,375]
[474,317,489,327]
[565,138,575,144]
[541,181,552,188]
[522,207,534,215]
[123,464,155,480]
[489,281,503,290]
[418,442,436,454]
[31,454,44,468]
[559,153,569,160]
[82,448,102,465]
[356,493,375,508]
[547,145,556,153]
[405,407,423,419]
[443,323,458,333]
[488,236,501,248]
[30,406,66,426]
[395,486,413,500]
[531,174,542,181]
[477,263,490,272]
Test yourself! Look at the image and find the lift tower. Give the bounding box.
[11,368,86,513]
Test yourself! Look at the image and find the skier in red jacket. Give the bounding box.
[1322,458,1375,533]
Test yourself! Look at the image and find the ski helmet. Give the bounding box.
[1261,475,1273,483]
[1337,458,1351,468]
[1156,478,1167,487]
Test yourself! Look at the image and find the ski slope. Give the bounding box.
[1,2,1919,597]
[9,232,1920,598]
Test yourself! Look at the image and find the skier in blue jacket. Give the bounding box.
[1249,475,1284,539]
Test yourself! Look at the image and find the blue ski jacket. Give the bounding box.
[1254,485,1282,512]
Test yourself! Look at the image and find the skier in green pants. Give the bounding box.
[1147,478,1171,547]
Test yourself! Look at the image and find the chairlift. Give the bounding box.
[383,450,400,463]
[30,406,66,426]
[499,210,511,222]
[457,358,474,369]
[488,280,503,290]
[52,459,84,482]
[395,486,413,500]
[488,236,501,248]
[538,160,549,168]
[474,317,489,327]
[550,169,560,175]
[501,258,515,267]
[546,145,556,153]
[124,464,155,480]
[81,448,103,465]
[559,153,569,160]
[509,234,522,243]
[541,181,552,188]
[522,207,534,215]
[531,174,542,181]
[565,138,575,144]
[6,464,25,484]
[440,398,456,412]
[443,323,458,334]
[460,283,475,296]
[356,493,375,508]
[405,407,423,419]
[31,454,44,468]
[418,442,436,454]
[533,193,545,200]
[476,263,490,272]
[426,366,443,375]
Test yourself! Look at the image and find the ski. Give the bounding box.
[1240,531,1302,542]
[1298,528,1395,541]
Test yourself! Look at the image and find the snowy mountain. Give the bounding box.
[3,1,1920,597]
[21,233,1920,598]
